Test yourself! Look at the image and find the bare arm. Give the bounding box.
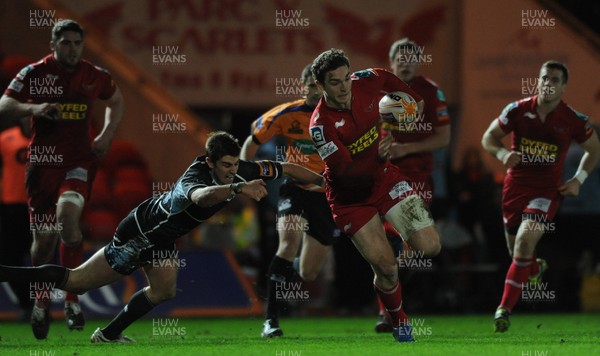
[281,162,324,187]
[389,124,450,159]
[240,135,260,160]
[190,179,268,207]
[558,130,600,196]
[481,119,521,169]
[92,86,125,156]
[0,95,59,131]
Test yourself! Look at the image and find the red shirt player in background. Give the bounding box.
[372,38,452,333]
[0,19,124,339]
[481,61,600,332]
[309,49,441,343]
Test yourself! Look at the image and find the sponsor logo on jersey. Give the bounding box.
[346,126,378,155]
[317,141,338,159]
[518,137,558,164]
[334,119,346,129]
[310,126,326,146]
[56,103,88,120]
[8,79,24,93]
[524,112,536,119]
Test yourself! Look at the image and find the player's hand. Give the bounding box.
[379,134,393,160]
[32,103,60,120]
[390,142,412,160]
[502,151,522,169]
[241,179,268,201]
[558,178,581,197]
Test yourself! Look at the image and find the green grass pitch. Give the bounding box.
[0,314,598,355]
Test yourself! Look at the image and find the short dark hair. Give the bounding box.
[52,19,84,42]
[311,49,350,84]
[541,60,568,83]
[205,131,241,163]
[301,64,313,84]
[389,38,421,61]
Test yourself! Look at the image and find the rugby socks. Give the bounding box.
[529,255,539,277]
[374,281,408,326]
[265,256,296,322]
[60,241,83,303]
[377,296,386,316]
[499,257,533,312]
[101,287,156,340]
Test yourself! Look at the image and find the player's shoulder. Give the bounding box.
[561,101,589,122]
[503,97,533,115]
[273,99,312,116]
[80,59,112,76]
[14,58,45,80]
[351,68,390,81]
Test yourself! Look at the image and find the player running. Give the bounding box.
[0,19,124,338]
[240,64,340,338]
[481,61,600,332]
[374,38,451,332]
[309,49,441,343]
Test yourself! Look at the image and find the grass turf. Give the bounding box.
[0,313,598,355]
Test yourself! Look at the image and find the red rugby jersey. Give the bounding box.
[5,54,116,167]
[497,95,593,188]
[385,75,450,179]
[309,68,422,202]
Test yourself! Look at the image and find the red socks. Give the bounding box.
[374,282,408,326]
[499,257,533,312]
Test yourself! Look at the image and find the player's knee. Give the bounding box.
[151,285,177,302]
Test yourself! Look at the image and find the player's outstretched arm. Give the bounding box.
[280,162,324,187]
[191,179,268,207]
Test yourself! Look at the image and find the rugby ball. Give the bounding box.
[379,91,418,123]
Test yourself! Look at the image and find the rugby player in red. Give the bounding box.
[374,38,451,332]
[0,20,124,339]
[309,49,441,343]
[481,61,600,332]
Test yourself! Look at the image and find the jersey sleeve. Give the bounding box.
[432,87,450,127]
[236,160,284,181]
[309,111,372,184]
[496,101,519,133]
[181,160,210,200]
[94,66,117,100]
[251,104,286,144]
[4,64,35,102]
[571,110,594,143]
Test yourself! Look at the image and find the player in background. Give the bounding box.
[309,49,441,343]
[0,131,324,342]
[481,61,600,332]
[241,64,340,338]
[0,124,33,320]
[0,19,125,339]
[372,38,452,332]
